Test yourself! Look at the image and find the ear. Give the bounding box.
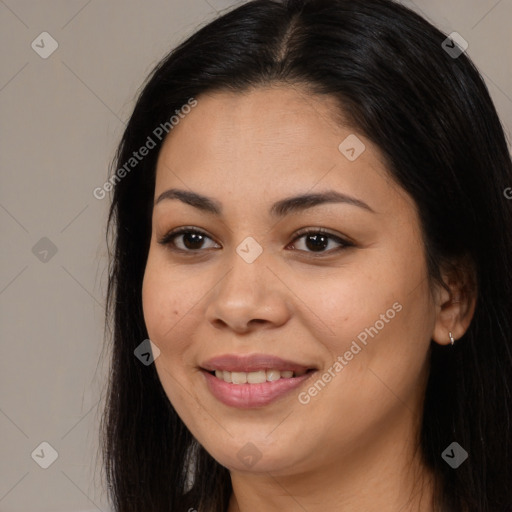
[431,257,477,346]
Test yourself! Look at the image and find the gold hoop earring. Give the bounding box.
[449,331,455,346]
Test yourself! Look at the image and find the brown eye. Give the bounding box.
[158,226,353,256]
[289,228,353,254]
[158,228,219,252]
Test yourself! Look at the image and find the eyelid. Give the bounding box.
[157,226,217,247]
[291,227,355,246]
[157,226,354,254]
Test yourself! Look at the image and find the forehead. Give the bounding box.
[153,86,409,217]
[160,85,345,154]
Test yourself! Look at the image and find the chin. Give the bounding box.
[203,436,308,475]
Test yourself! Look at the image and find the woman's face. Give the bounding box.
[142,85,439,476]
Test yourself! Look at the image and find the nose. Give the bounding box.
[204,245,291,334]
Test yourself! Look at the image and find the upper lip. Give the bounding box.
[200,354,317,373]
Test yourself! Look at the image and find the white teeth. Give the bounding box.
[213,369,300,384]
[247,370,266,384]
[266,369,281,381]
[231,372,247,384]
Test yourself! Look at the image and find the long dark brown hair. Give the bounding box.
[99,1,512,510]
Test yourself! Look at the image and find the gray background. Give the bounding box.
[1,1,511,511]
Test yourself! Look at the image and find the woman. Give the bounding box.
[99,0,512,511]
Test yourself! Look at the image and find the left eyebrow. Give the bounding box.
[154,188,376,216]
[270,190,375,216]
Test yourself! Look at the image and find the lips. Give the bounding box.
[200,353,317,408]
[200,353,315,374]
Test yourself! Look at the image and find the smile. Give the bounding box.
[211,368,309,384]
[200,353,317,408]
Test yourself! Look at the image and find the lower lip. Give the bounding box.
[201,370,316,408]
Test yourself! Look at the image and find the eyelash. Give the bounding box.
[157,226,354,256]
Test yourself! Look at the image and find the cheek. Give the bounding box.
[303,268,399,343]
[336,269,434,408]
[142,256,186,353]
[141,257,218,440]
[141,252,213,368]
[311,242,433,381]
[141,261,193,406]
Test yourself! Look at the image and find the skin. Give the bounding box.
[142,85,476,512]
